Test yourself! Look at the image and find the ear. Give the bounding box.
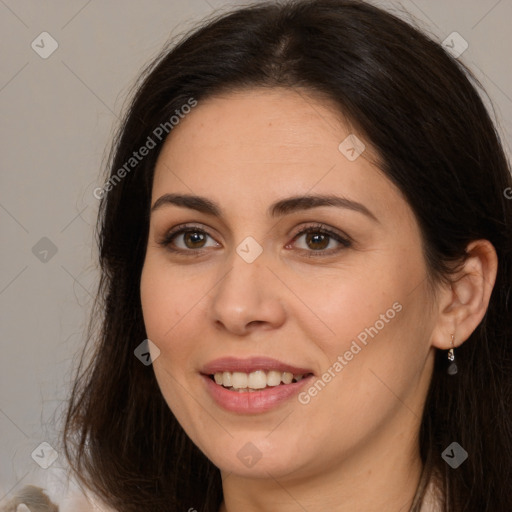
[430,239,498,349]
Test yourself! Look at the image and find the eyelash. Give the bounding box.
[157,223,352,258]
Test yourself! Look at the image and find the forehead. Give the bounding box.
[157,87,354,168]
[151,87,406,222]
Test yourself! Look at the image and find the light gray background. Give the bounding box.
[1,0,511,504]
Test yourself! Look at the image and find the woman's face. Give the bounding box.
[140,87,439,480]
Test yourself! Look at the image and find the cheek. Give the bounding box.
[301,251,430,387]
[335,286,431,405]
[140,261,201,420]
[140,256,219,389]
[286,263,404,349]
[140,259,192,357]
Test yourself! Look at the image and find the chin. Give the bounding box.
[196,432,311,479]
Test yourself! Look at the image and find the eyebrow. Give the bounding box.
[151,193,378,222]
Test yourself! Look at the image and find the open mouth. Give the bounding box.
[208,370,314,392]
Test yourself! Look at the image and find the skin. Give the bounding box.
[140,87,497,512]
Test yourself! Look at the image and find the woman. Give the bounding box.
[64,0,512,510]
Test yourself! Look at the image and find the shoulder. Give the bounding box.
[419,475,444,512]
[0,484,117,512]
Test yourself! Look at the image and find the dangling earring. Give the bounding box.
[447,334,458,375]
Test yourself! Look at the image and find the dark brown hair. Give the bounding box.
[64,1,512,510]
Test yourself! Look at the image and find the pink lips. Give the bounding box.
[201,356,313,376]
[200,356,314,414]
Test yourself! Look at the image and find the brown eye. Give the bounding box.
[289,224,352,257]
[158,225,220,253]
[304,232,330,251]
[182,230,207,249]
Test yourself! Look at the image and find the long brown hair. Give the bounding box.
[64,1,512,510]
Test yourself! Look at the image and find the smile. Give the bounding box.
[210,370,309,392]
[200,357,315,413]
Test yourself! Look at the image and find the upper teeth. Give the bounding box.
[213,370,304,390]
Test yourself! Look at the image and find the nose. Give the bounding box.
[208,250,287,336]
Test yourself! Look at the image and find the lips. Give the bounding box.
[200,356,315,413]
[201,356,314,376]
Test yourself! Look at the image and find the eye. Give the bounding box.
[158,222,352,257]
[287,223,352,256]
[158,224,219,253]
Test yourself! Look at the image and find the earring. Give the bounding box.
[447,334,458,375]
